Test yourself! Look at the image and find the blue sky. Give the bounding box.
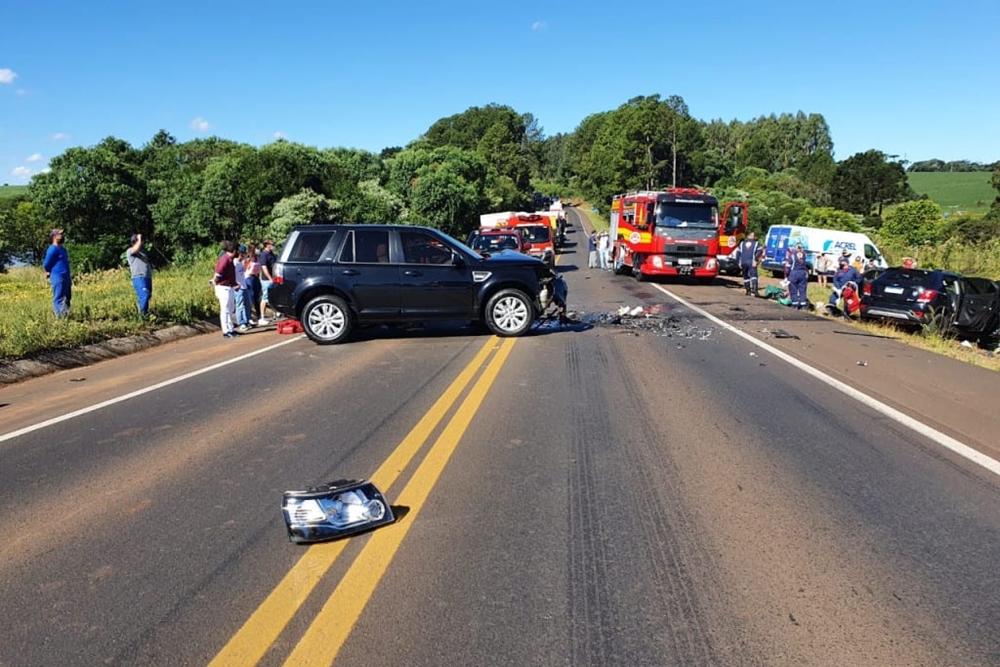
[2,0,998,185]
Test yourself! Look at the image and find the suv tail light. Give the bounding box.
[273,263,284,285]
[862,283,871,296]
[916,289,937,303]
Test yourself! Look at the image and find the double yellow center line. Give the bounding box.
[209,335,516,667]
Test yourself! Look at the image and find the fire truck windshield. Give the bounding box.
[654,203,718,230]
[520,225,551,242]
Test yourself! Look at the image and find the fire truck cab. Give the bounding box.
[610,189,727,282]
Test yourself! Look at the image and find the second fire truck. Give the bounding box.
[609,188,746,282]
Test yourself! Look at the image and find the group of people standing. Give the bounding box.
[210,239,279,339]
[39,228,281,340]
[587,231,611,270]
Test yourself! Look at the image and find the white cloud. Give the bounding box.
[51,132,70,140]
[0,68,16,84]
[26,153,43,163]
[10,166,32,180]
[190,117,211,132]
[274,131,288,140]
[531,20,547,31]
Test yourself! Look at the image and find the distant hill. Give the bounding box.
[906,172,994,213]
[0,185,29,199]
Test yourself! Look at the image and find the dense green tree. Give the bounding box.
[357,179,409,224]
[266,188,342,241]
[830,150,909,216]
[988,164,1000,221]
[7,201,51,262]
[421,104,534,202]
[387,146,491,236]
[796,206,862,232]
[142,132,243,257]
[29,137,152,268]
[879,199,944,245]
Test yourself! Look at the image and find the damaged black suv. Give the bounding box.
[268,224,568,344]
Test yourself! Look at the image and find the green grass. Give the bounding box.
[0,184,29,198]
[0,261,221,360]
[907,172,995,213]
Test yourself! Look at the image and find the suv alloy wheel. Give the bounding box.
[485,289,533,337]
[302,294,354,344]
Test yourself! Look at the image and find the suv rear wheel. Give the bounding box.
[484,289,533,337]
[302,294,353,344]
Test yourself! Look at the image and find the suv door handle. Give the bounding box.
[403,270,422,277]
[341,269,360,276]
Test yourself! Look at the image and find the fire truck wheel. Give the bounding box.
[633,260,645,282]
[484,289,533,337]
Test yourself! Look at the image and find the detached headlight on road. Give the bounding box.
[282,479,395,544]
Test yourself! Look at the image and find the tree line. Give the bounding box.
[2,96,999,272]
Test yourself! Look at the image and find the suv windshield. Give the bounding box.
[654,203,718,230]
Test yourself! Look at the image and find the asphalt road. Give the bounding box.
[1,210,999,667]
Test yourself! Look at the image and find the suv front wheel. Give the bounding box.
[302,294,353,344]
[484,289,534,337]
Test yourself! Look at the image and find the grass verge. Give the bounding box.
[0,261,219,361]
[806,284,999,372]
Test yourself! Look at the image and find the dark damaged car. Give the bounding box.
[268,224,567,344]
[860,267,1000,343]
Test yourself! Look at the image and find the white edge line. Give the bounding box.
[653,284,1000,479]
[0,335,306,444]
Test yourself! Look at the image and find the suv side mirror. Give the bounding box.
[452,253,466,267]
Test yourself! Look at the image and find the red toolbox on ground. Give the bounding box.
[276,319,304,334]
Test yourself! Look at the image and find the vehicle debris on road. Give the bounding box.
[760,328,800,340]
[282,479,395,544]
[577,305,715,340]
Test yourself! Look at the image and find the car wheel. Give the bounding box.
[302,294,353,344]
[484,289,534,337]
[633,259,645,282]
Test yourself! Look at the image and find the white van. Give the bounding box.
[761,225,887,277]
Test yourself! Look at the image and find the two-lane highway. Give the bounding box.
[1,211,999,666]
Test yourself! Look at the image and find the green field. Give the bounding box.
[907,171,995,213]
[0,185,29,198]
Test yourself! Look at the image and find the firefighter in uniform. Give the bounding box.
[735,231,763,296]
[784,242,810,310]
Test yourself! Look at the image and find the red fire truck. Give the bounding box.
[609,189,746,282]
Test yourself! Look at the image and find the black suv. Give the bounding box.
[860,268,1000,341]
[268,224,568,344]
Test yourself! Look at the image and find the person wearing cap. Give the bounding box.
[42,228,71,317]
[127,233,152,317]
[829,256,862,308]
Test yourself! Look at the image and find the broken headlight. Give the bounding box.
[282,479,395,544]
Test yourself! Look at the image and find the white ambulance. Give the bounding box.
[760,225,888,277]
